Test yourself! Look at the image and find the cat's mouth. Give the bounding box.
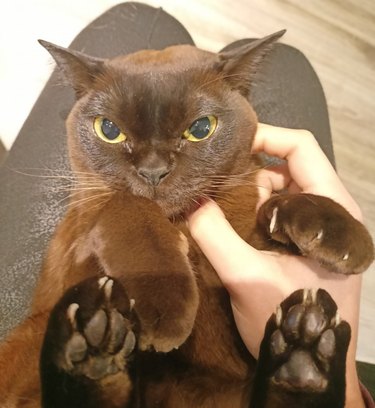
[128,180,210,220]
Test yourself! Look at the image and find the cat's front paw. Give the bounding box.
[43,276,136,381]
[258,194,374,274]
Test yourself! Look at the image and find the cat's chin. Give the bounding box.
[128,182,203,221]
[154,196,207,223]
[155,198,190,221]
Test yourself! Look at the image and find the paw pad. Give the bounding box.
[51,276,136,380]
[268,289,349,392]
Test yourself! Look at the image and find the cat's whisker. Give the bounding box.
[203,180,282,195]
[66,191,113,211]
[8,172,102,188]
[191,197,202,206]
[205,164,273,180]
[8,168,106,189]
[49,184,110,196]
[73,198,111,215]
[53,184,110,192]
[67,190,113,204]
[55,178,98,185]
[206,173,277,191]
[9,170,74,181]
[49,174,100,181]
[58,187,111,201]
[206,182,279,194]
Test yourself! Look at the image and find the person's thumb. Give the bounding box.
[187,200,269,291]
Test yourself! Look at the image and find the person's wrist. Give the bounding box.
[345,359,365,408]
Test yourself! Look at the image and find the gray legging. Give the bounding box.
[0,2,333,340]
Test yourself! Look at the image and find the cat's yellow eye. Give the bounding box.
[94,117,126,144]
[183,116,217,142]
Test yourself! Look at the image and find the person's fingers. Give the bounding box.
[256,164,302,209]
[187,200,274,291]
[253,123,362,220]
[253,124,337,190]
[256,164,289,195]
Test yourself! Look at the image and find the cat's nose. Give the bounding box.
[137,166,171,186]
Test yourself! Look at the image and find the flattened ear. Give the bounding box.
[38,40,106,98]
[217,30,286,96]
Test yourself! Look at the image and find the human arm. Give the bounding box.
[187,124,372,407]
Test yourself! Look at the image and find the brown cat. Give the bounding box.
[0,31,373,408]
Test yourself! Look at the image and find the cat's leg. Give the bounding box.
[0,313,47,408]
[257,193,374,274]
[250,288,350,408]
[41,276,137,408]
[88,193,199,353]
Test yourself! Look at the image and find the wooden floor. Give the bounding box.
[1,0,374,362]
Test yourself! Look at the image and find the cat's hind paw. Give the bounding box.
[252,289,350,408]
[268,288,348,392]
[43,276,137,381]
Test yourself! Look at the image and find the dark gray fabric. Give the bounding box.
[253,44,334,164]
[0,2,333,340]
[0,139,6,166]
[221,39,334,164]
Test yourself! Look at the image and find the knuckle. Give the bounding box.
[296,129,315,142]
[351,203,364,223]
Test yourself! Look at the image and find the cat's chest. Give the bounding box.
[179,254,252,378]
[218,185,259,243]
[174,186,259,375]
[176,235,253,377]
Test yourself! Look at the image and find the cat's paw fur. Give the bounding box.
[258,193,374,274]
[43,276,136,380]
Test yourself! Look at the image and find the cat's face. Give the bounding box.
[66,46,258,217]
[41,32,284,217]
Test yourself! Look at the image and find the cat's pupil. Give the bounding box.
[189,117,211,139]
[101,119,120,140]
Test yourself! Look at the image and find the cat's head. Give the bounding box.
[40,31,284,217]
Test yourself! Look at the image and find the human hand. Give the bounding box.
[187,124,367,407]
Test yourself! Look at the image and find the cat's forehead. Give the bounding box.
[98,45,221,109]
[88,46,223,136]
[108,45,214,74]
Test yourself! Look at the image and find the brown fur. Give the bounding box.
[0,32,373,408]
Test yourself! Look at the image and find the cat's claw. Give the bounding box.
[269,206,278,234]
[316,229,324,240]
[302,287,317,304]
[275,305,283,327]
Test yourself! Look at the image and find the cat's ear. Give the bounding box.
[38,40,106,98]
[216,30,286,96]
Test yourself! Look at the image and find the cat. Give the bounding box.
[0,30,373,408]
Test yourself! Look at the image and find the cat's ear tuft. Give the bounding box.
[217,30,286,96]
[38,40,106,98]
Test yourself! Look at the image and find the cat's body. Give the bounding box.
[0,32,373,408]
